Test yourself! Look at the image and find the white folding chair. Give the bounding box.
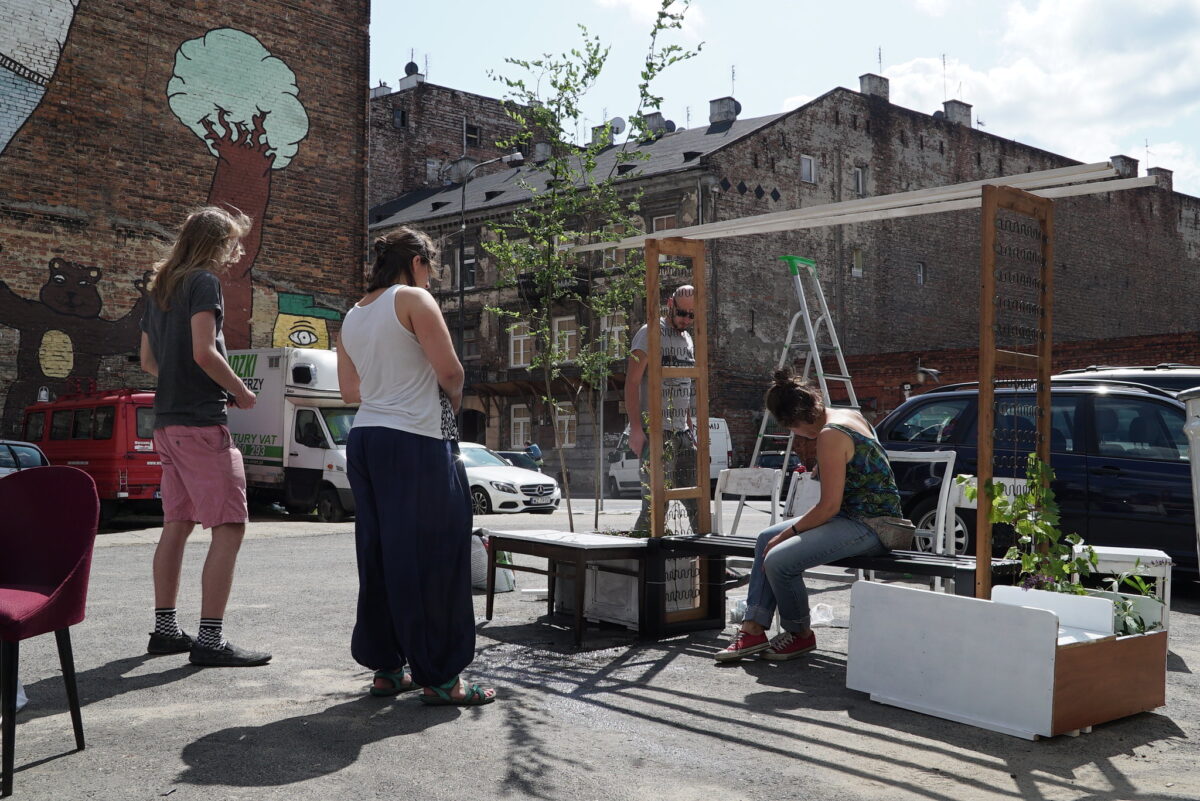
[712,468,781,535]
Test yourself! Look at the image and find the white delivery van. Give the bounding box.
[226,348,357,522]
[606,418,731,498]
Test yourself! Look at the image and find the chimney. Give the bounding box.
[397,60,424,91]
[369,81,392,99]
[643,111,670,135]
[532,141,553,164]
[859,73,889,101]
[1110,155,1139,178]
[1148,166,1173,192]
[943,99,972,127]
[709,96,741,124]
[591,124,613,148]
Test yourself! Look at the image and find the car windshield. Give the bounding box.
[756,453,798,470]
[320,408,356,446]
[459,445,510,468]
[502,452,538,470]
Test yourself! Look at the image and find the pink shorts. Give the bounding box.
[154,424,248,529]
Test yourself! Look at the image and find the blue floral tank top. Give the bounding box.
[824,423,903,520]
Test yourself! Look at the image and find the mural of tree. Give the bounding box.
[167,28,309,348]
[0,0,80,155]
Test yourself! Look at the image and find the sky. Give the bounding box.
[370,0,1200,197]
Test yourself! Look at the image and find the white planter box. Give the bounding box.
[847,582,1168,739]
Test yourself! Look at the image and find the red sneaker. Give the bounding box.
[715,630,769,662]
[761,630,816,661]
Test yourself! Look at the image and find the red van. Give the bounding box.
[23,388,161,521]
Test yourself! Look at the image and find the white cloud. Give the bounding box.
[886,1,1200,191]
[593,0,706,39]
[780,94,813,112]
[912,0,952,16]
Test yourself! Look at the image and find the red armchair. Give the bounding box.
[0,466,98,798]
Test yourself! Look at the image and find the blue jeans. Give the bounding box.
[744,513,886,633]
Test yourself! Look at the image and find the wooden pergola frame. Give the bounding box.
[589,160,1155,597]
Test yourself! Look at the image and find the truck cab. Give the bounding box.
[227,348,356,522]
[606,417,732,498]
[23,387,161,522]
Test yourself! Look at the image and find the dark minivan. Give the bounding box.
[876,380,1195,575]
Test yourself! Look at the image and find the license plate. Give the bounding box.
[528,496,553,505]
[153,490,162,499]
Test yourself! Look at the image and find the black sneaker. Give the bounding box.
[189,641,272,667]
[147,631,194,655]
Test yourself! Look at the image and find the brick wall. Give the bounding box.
[368,81,523,210]
[0,1,368,435]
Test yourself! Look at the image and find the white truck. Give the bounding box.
[226,347,357,522]
[606,417,732,498]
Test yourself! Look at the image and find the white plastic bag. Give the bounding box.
[810,602,835,627]
[471,531,515,592]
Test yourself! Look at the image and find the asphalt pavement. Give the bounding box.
[6,500,1200,801]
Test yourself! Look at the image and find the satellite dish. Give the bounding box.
[664,120,677,132]
[404,61,419,76]
[733,100,742,115]
[610,116,626,136]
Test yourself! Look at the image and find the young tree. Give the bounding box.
[484,0,700,530]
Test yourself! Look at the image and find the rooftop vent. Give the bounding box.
[858,73,889,100]
[682,151,702,162]
[369,81,392,99]
[709,96,741,124]
[431,201,451,211]
[943,99,971,127]
[484,190,505,201]
[643,112,673,135]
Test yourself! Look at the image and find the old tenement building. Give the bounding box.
[369,73,1200,490]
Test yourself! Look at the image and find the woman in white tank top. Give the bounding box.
[337,227,496,706]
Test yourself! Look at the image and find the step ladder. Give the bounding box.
[728,255,859,535]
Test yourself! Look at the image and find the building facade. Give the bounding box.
[0,0,368,436]
[369,74,1200,490]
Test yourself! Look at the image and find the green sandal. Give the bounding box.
[419,676,496,706]
[369,667,416,697]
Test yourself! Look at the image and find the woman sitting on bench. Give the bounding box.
[716,369,903,662]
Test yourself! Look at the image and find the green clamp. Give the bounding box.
[778,255,816,276]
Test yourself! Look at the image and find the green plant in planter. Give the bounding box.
[1104,558,1166,635]
[956,453,1097,594]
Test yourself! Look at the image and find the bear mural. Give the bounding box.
[0,253,148,435]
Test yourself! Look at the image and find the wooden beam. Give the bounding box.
[571,162,1119,253]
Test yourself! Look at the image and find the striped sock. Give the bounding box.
[154,608,183,638]
[196,618,226,649]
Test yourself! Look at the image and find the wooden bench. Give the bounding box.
[658,534,1021,596]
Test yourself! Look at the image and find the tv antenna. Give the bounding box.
[877,47,882,73]
[731,65,736,96]
[942,54,947,101]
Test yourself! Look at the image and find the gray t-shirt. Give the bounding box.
[140,270,229,428]
[631,318,695,432]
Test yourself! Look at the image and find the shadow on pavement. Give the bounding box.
[16,654,195,723]
[176,695,443,787]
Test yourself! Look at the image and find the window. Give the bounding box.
[136,407,156,438]
[0,447,14,470]
[50,410,72,440]
[10,445,44,468]
[555,402,577,448]
[93,406,115,440]
[459,246,476,289]
[511,403,531,448]
[853,166,867,196]
[462,327,480,360]
[509,321,533,368]
[425,157,442,183]
[295,409,327,449]
[600,312,628,359]
[851,248,864,278]
[886,399,970,444]
[23,413,44,442]
[71,408,92,439]
[465,123,481,147]
[652,215,677,232]
[392,107,408,129]
[916,261,926,286]
[552,316,578,362]
[1092,397,1188,461]
[800,154,816,183]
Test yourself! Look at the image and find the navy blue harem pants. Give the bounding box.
[347,426,475,687]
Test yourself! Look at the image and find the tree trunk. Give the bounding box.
[544,365,574,532]
[202,110,275,349]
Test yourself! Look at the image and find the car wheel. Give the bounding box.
[316,487,348,523]
[471,486,493,515]
[99,499,119,526]
[909,496,973,555]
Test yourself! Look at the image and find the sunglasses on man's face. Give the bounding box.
[674,308,695,319]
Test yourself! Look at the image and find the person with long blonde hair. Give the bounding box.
[139,206,270,668]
